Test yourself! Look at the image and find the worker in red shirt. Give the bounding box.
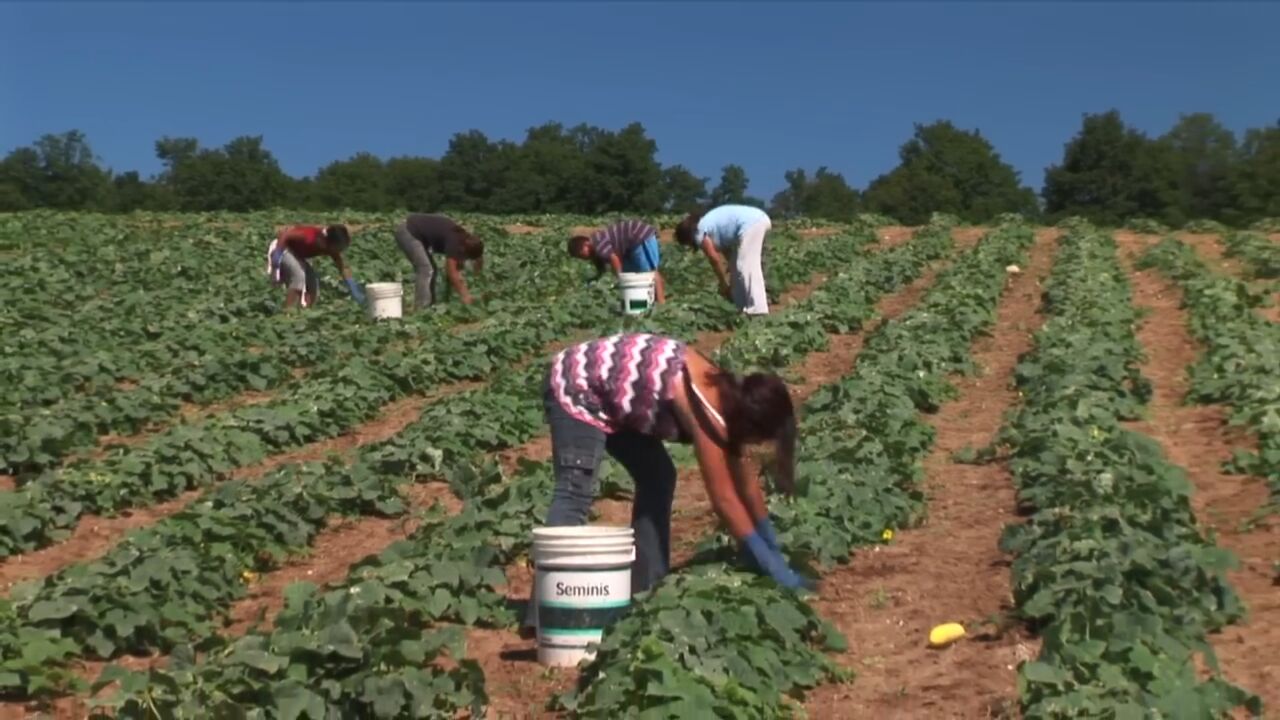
[267,224,365,309]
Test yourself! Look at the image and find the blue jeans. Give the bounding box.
[621,236,661,273]
[521,377,678,630]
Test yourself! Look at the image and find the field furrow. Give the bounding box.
[997,224,1258,718]
[1118,231,1280,714]
[802,227,1058,718]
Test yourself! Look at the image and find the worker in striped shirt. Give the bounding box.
[521,332,809,641]
[567,219,666,304]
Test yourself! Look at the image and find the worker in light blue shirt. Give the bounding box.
[674,204,773,315]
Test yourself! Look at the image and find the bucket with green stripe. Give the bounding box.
[532,525,635,667]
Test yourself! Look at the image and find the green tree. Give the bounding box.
[0,147,40,211]
[576,122,664,213]
[438,130,518,211]
[311,152,390,211]
[770,167,860,220]
[385,156,442,211]
[500,122,586,213]
[710,164,749,206]
[0,130,112,210]
[1159,113,1237,222]
[156,135,292,211]
[1042,110,1179,225]
[864,120,1037,224]
[707,164,765,208]
[1230,121,1280,223]
[660,164,708,213]
[109,171,167,212]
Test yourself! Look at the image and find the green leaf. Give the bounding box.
[274,681,326,720]
[1021,661,1067,685]
[26,598,78,621]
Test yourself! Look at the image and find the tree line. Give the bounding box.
[1,112,1276,226]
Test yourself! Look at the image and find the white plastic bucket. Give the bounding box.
[532,525,635,667]
[618,272,656,315]
[366,282,404,320]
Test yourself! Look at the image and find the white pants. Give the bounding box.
[729,217,771,315]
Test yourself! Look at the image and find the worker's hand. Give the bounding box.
[740,531,812,591]
[718,282,732,300]
[344,278,366,305]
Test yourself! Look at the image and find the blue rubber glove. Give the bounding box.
[755,517,781,551]
[344,278,366,305]
[270,248,285,271]
[741,532,808,590]
[738,517,781,572]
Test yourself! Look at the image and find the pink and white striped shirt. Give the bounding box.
[549,333,687,439]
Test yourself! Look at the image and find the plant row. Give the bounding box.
[1138,236,1280,517]
[997,226,1259,717]
[1220,230,1280,280]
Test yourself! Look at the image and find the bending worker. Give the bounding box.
[522,332,808,634]
[675,204,773,315]
[567,218,666,304]
[393,213,485,308]
[267,223,364,309]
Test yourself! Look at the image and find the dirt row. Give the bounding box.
[1116,231,1280,715]
[1176,232,1280,323]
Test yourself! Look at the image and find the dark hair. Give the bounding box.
[674,213,703,249]
[710,371,797,494]
[711,372,794,446]
[325,224,351,252]
[567,235,591,257]
[463,234,485,260]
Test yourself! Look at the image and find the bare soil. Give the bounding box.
[1116,232,1280,715]
[801,228,1057,719]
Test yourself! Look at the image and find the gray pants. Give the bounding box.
[279,249,318,305]
[522,378,678,630]
[394,223,438,309]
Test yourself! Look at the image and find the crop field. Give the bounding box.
[0,211,1277,719]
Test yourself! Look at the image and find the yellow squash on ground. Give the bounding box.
[928,622,966,647]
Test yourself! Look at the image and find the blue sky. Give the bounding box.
[2,2,1277,197]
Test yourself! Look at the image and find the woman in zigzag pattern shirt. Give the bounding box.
[521,332,809,634]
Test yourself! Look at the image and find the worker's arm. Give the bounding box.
[671,393,756,539]
[609,254,624,276]
[330,251,365,304]
[653,271,667,304]
[446,256,473,305]
[329,250,352,280]
[671,376,805,589]
[700,237,732,298]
